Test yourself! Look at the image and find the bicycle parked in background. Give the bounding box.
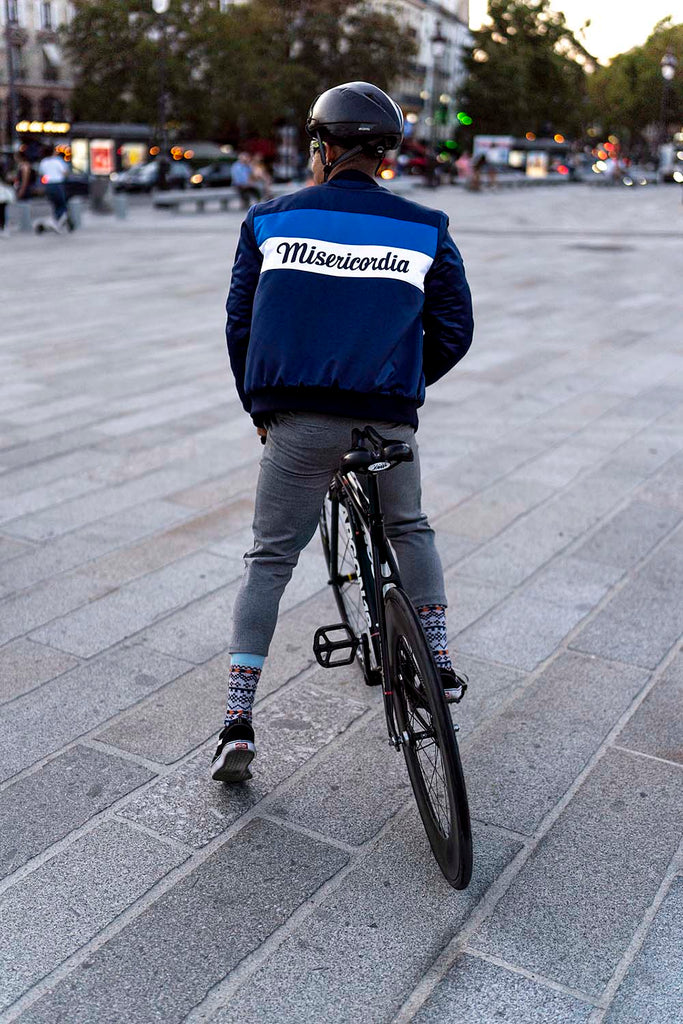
[315,426,473,889]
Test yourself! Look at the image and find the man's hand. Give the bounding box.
[257,427,267,445]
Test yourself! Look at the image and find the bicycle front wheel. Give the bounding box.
[319,493,380,686]
[386,587,472,889]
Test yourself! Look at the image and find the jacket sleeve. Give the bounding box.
[421,217,474,386]
[225,209,263,413]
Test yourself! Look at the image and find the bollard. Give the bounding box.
[113,193,128,219]
[89,177,112,214]
[17,201,33,232]
[68,197,82,230]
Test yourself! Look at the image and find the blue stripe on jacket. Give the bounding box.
[253,208,439,258]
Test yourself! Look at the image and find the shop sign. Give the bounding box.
[16,120,70,134]
[90,139,115,176]
[71,139,89,174]
[473,135,515,165]
[526,151,549,178]
[120,142,146,169]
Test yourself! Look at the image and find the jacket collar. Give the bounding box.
[327,169,380,189]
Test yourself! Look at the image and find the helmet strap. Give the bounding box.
[321,139,364,182]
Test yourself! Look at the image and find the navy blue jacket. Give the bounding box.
[226,170,473,428]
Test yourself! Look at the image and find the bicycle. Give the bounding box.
[314,425,473,889]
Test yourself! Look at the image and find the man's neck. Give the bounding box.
[328,166,376,182]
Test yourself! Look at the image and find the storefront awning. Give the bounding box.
[70,122,152,141]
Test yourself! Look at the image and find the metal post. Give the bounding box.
[17,200,32,231]
[430,76,437,165]
[659,50,678,162]
[152,0,170,190]
[3,0,19,150]
[659,78,671,149]
[428,21,447,189]
[158,13,169,189]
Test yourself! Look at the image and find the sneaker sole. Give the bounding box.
[210,740,256,783]
[444,686,465,704]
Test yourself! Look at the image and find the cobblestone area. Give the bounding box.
[1,183,682,1023]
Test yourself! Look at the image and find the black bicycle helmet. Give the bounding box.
[306,81,404,179]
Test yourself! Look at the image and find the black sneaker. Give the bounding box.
[210,719,256,783]
[441,667,468,703]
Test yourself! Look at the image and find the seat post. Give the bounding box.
[366,471,383,530]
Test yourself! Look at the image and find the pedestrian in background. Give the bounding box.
[455,150,472,189]
[231,152,260,209]
[602,157,617,186]
[250,155,272,200]
[38,145,71,232]
[13,152,34,202]
[470,153,485,191]
[0,159,14,237]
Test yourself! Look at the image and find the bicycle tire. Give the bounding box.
[319,493,380,686]
[385,587,472,889]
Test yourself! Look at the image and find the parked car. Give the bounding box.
[189,160,236,188]
[113,161,192,192]
[621,165,658,187]
[64,173,91,198]
[657,143,683,182]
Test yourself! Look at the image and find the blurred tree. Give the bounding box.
[587,18,683,153]
[63,0,416,140]
[460,0,595,138]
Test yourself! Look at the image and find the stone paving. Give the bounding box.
[0,182,682,1023]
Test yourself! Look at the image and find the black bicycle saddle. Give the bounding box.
[340,427,414,474]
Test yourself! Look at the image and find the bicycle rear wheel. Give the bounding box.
[386,587,472,889]
[319,493,380,686]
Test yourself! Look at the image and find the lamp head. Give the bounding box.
[661,50,678,81]
[431,21,447,60]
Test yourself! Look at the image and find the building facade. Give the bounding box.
[383,0,471,144]
[1,0,470,152]
[1,0,75,147]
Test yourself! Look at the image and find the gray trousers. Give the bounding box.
[230,412,447,656]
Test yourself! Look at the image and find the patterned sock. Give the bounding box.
[417,604,453,672]
[224,654,264,726]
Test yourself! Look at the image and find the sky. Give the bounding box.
[468,1,679,63]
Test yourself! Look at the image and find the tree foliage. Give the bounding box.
[587,18,683,151]
[460,0,595,138]
[63,0,417,140]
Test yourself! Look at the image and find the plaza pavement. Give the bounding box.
[0,181,682,1023]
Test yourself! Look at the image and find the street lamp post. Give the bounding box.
[152,0,170,190]
[659,49,678,150]
[429,20,447,188]
[3,0,19,151]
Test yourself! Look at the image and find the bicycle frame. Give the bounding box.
[333,469,404,749]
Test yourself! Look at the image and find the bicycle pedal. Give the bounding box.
[313,623,360,668]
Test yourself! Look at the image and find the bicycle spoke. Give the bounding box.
[322,494,378,682]
[414,737,450,834]
[398,639,453,839]
[412,724,450,833]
